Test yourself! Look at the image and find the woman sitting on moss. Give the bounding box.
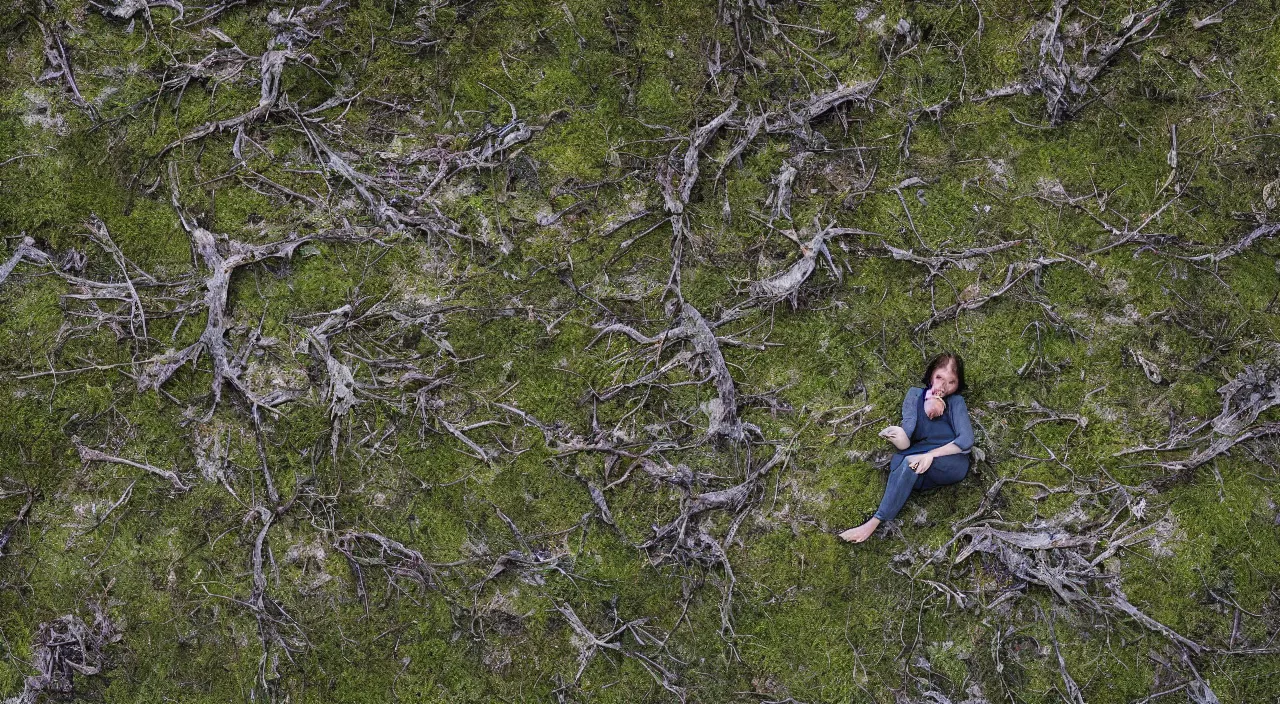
[840,352,974,543]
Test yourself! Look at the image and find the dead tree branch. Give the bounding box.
[553,601,686,702]
[883,239,1028,282]
[764,80,878,134]
[136,170,314,416]
[914,256,1063,333]
[35,19,95,119]
[640,445,787,567]
[0,238,53,290]
[96,0,186,23]
[1116,344,1280,488]
[748,222,879,305]
[1175,222,1280,265]
[0,490,37,557]
[73,437,191,491]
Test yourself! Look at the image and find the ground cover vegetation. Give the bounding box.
[1,0,1279,701]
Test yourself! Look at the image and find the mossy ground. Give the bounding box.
[2,0,1280,702]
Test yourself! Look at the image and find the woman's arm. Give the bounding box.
[923,441,964,458]
[947,394,975,450]
[900,387,921,439]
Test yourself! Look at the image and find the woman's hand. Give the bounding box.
[907,453,933,474]
[879,425,909,451]
[923,396,946,420]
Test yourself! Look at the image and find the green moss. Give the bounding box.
[5,0,1280,701]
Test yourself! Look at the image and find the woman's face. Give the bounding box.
[930,362,958,396]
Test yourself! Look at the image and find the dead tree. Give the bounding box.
[975,0,1175,125]
[140,0,343,177]
[1115,343,1280,489]
[590,301,760,444]
[882,239,1027,284]
[1175,222,1280,267]
[765,151,812,224]
[151,47,293,161]
[652,101,739,299]
[763,80,877,136]
[135,172,315,417]
[232,506,311,698]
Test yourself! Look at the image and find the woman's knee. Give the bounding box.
[940,460,969,484]
[889,456,913,478]
[927,459,968,486]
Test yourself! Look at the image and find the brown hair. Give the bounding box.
[920,352,968,396]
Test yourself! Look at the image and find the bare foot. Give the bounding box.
[838,517,881,543]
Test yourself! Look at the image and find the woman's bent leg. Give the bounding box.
[917,454,969,491]
[873,454,919,522]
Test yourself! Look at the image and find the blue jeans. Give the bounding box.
[873,452,969,522]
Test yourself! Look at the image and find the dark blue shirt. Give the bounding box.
[900,386,974,453]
